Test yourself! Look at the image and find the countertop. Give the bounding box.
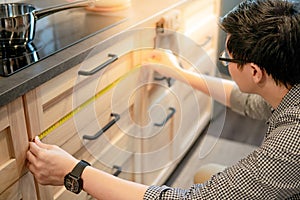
[0,0,188,107]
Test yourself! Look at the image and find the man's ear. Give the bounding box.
[250,63,264,84]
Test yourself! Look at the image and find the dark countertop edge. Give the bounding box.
[0,0,188,107]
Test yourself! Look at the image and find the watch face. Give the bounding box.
[64,174,83,194]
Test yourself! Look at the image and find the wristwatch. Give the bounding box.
[64,160,90,194]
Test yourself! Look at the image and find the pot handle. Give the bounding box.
[34,0,94,20]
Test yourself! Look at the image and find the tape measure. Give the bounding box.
[38,66,141,140]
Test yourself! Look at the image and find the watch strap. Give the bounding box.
[70,160,91,178]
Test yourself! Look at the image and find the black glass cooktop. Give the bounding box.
[0,7,126,76]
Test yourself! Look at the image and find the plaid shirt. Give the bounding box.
[144,84,300,199]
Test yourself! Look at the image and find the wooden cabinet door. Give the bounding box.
[0,98,37,199]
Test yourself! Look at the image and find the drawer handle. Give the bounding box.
[112,165,122,177]
[153,61,182,87]
[83,113,120,140]
[78,54,118,76]
[154,107,176,127]
[154,76,173,87]
[200,36,212,47]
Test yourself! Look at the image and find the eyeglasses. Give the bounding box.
[218,50,245,67]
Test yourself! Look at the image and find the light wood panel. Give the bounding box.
[0,98,35,199]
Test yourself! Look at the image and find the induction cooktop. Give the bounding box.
[0,6,126,76]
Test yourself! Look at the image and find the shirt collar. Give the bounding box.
[268,84,300,123]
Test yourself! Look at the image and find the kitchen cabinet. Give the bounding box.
[132,48,215,186]
[23,48,215,199]
[24,51,143,199]
[134,79,178,185]
[0,0,220,199]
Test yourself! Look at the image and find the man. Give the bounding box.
[27,0,300,199]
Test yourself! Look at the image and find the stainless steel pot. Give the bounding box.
[0,0,92,45]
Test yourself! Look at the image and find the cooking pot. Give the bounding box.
[0,0,93,45]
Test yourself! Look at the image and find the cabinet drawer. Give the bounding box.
[90,137,136,182]
[41,69,142,153]
[181,0,219,49]
[40,87,115,148]
[169,54,214,159]
[138,84,179,185]
[142,92,177,154]
[140,121,173,185]
[172,86,212,158]
[33,53,134,134]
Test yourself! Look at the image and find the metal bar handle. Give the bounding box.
[199,36,212,47]
[154,107,176,127]
[154,76,167,81]
[154,77,173,87]
[83,113,120,140]
[78,54,118,76]
[112,165,122,177]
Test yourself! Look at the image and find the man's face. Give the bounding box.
[227,58,253,93]
[225,36,253,93]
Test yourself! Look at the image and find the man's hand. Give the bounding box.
[27,136,79,186]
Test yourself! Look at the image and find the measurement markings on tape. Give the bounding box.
[38,67,140,140]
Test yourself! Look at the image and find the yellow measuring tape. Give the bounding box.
[38,66,140,140]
